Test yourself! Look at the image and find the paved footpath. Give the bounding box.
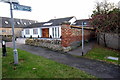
[67,41,95,56]
[5,42,120,78]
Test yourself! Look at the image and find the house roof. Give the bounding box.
[25,22,46,28]
[70,25,95,30]
[25,16,75,28]
[47,16,75,26]
[0,17,38,28]
[72,19,91,27]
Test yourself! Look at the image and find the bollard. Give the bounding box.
[2,41,7,56]
[82,52,84,56]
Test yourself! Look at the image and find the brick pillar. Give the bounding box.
[61,24,72,47]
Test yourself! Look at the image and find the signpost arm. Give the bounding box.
[10,2,18,64]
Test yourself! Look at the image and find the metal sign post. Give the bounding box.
[82,22,84,56]
[10,2,18,64]
[0,0,31,64]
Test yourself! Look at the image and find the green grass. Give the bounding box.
[0,48,2,80]
[84,45,120,65]
[2,48,95,78]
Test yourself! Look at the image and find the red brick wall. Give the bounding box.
[61,24,95,47]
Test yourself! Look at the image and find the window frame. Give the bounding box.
[33,29,38,35]
[25,29,30,35]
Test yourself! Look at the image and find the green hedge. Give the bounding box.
[2,35,12,42]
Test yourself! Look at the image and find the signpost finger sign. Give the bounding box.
[13,3,31,12]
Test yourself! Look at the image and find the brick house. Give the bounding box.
[22,16,76,38]
[0,17,38,37]
[24,17,95,51]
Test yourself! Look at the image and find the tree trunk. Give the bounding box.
[97,33,100,45]
[103,33,107,47]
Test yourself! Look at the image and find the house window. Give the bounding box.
[52,28,54,38]
[25,29,29,34]
[2,30,6,32]
[33,29,38,34]
[0,30,2,33]
[52,27,60,38]
[82,22,87,26]
[5,21,8,24]
[24,23,26,25]
[9,30,12,33]
[17,22,20,25]
[58,27,59,38]
[55,28,57,38]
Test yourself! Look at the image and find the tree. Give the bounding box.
[90,0,120,47]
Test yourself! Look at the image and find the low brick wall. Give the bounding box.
[25,39,63,51]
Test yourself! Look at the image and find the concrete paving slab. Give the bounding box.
[67,41,95,56]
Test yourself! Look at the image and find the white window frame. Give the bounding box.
[25,29,30,35]
[33,29,38,35]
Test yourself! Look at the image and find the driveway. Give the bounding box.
[5,42,120,78]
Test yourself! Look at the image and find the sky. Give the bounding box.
[0,0,119,22]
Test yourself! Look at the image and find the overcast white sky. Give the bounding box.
[0,0,119,22]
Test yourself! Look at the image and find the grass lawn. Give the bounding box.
[84,44,120,65]
[2,48,95,78]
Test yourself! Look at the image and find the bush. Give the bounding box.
[2,35,12,42]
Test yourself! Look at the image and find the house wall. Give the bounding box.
[23,26,61,38]
[0,17,2,28]
[49,28,52,37]
[61,24,95,48]
[0,28,23,37]
[23,28,41,38]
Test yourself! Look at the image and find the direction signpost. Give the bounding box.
[13,4,31,11]
[0,0,31,64]
[0,0,19,3]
